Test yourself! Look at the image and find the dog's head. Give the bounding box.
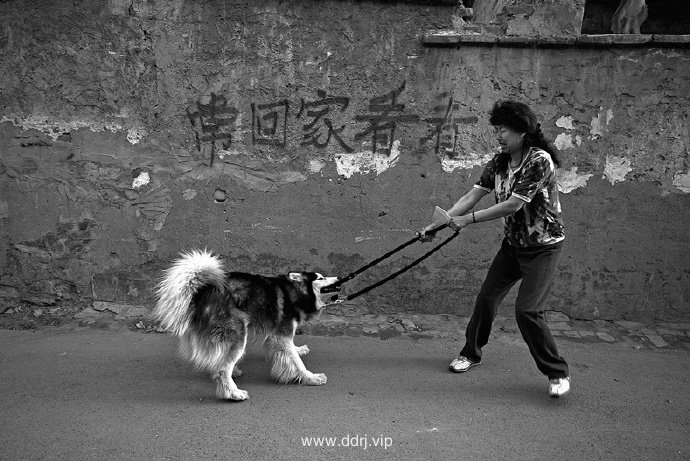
[288,272,340,309]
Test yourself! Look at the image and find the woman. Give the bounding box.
[420,100,570,398]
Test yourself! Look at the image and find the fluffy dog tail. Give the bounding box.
[153,249,226,336]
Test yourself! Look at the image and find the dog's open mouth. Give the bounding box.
[315,276,341,306]
[320,281,341,294]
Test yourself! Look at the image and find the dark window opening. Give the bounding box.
[582,0,690,34]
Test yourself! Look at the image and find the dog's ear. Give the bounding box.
[288,272,303,282]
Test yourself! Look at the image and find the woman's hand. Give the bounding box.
[448,215,471,232]
[417,225,438,242]
[418,214,472,241]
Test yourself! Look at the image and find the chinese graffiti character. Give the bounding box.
[420,92,478,158]
[354,81,419,155]
[297,90,353,153]
[420,92,456,157]
[251,99,289,147]
[186,93,239,166]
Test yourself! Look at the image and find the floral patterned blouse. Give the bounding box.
[474,148,565,247]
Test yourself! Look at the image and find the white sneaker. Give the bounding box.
[448,356,481,373]
[548,376,571,398]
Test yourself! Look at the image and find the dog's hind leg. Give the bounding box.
[266,327,326,386]
[213,320,250,401]
[214,343,249,400]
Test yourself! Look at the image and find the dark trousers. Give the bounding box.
[460,238,569,379]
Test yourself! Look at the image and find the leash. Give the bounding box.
[323,225,459,304]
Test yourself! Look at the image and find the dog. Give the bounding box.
[153,249,340,401]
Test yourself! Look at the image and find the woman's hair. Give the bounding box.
[489,99,562,170]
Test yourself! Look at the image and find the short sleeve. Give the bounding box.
[474,156,498,192]
[511,152,551,203]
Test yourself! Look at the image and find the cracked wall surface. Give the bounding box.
[0,0,688,322]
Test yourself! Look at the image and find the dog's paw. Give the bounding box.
[303,372,327,386]
[232,367,243,378]
[295,345,310,356]
[227,389,249,401]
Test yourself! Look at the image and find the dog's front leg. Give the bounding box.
[266,335,326,386]
[295,344,310,356]
[214,368,248,401]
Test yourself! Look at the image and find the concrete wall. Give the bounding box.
[1,0,688,323]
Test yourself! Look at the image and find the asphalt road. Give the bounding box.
[1,327,688,461]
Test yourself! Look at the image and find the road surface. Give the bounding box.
[1,326,688,460]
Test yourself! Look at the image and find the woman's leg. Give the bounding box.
[459,239,522,363]
[514,242,569,379]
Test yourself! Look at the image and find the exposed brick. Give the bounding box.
[346,324,363,337]
[645,334,669,348]
[657,328,680,336]
[362,326,379,337]
[379,327,401,340]
[329,323,346,337]
[311,324,329,336]
[546,311,571,322]
[596,332,616,342]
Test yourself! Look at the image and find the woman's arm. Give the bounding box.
[450,195,524,230]
[421,187,488,234]
[446,187,489,218]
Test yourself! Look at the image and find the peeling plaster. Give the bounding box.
[603,155,632,185]
[673,172,690,193]
[589,107,614,140]
[554,133,582,151]
[335,141,401,178]
[132,171,150,189]
[0,115,146,144]
[309,159,327,174]
[556,116,575,130]
[558,166,593,194]
[555,115,583,151]
[126,128,147,144]
[441,152,495,173]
